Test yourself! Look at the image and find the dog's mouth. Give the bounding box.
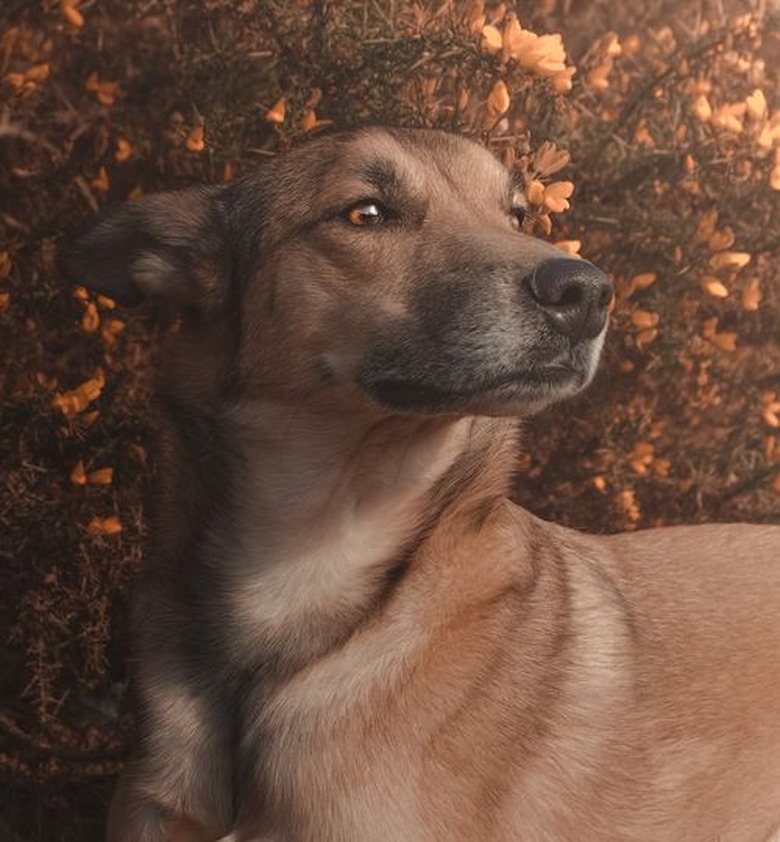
[363,364,585,415]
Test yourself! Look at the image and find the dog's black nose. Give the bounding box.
[523,259,613,342]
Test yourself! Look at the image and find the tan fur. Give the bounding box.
[62,128,780,842]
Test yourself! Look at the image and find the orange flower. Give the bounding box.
[25,64,50,83]
[6,63,50,97]
[186,125,205,152]
[635,328,658,347]
[86,515,122,536]
[708,252,750,270]
[707,227,735,251]
[618,489,641,522]
[586,63,612,91]
[691,95,712,122]
[631,310,659,329]
[115,137,133,162]
[81,301,100,332]
[698,276,728,298]
[745,89,767,121]
[695,209,718,243]
[628,273,658,295]
[85,72,119,106]
[533,142,570,176]
[481,24,502,53]
[51,369,105,417]
[710,332,737,352]
[265,98,286,124]
[741,278,762,311]
[87,467,114,485]
[761,393,780,429]
[90,166,109,194]
[535,214,552,236]
[551,67,576,94]
[486,80,510,118]
[70,461,87,485]
[61,0,84,27]
[770,164,780,192]
[502,15,567,77]
[630,441,655,475]
[525,179,545,206]
[300,109,332,132]
[710,103,745,134]
[542,180,574,213]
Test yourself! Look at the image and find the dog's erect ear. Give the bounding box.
[59,185,231,310]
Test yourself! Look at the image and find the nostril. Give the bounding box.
[523,258,611,341]
[557,284,585,308]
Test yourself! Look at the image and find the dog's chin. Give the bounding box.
[363,365,591,418]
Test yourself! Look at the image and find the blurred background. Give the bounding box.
[1,0,778,838]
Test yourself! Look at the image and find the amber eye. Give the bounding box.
[510,206,527,230]
[346,202,385,226]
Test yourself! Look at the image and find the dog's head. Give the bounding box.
[60,127,611,418]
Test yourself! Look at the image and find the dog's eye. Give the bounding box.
[510,206,527,230]
[345,202,385,227]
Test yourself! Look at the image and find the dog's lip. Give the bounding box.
[363,363,579,409]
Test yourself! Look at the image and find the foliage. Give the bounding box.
[0,0,778,837]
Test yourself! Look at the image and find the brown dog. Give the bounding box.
[62,128,780,841]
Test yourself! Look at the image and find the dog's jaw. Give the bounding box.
[358,328,607,418]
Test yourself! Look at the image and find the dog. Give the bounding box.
[61,127,780,841]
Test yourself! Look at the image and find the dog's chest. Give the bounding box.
[231,576,438,839]
[229,511,406,637]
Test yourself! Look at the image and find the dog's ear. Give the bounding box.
[59,185,231,311]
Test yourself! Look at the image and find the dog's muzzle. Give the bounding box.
[357,256,613,416]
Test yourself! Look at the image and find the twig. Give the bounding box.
[713,463,780,507]
[0,113,63,162]
[73,176,100,213]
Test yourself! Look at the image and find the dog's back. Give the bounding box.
[584,522,780,840]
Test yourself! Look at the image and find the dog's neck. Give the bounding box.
[200,400,519,667]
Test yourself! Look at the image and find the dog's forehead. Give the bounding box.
[238,129,516,238]
[337,128,512,200]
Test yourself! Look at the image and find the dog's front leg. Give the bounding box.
[106,673,234,841]
[106,771,165,841]
[107,763,227,842]
[106,768,156,842]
